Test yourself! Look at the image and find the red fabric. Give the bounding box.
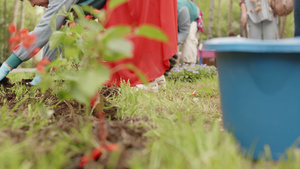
[104,0,178,86]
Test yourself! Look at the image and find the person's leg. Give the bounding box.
[262,17,279,40]
[29,0,78,85]
[0,62,12,81]
[295,0,300,36]
[0,53,22,81]
[182,21,198,64]
[29,42,59,85]
[246,16,262,39]
[164,54,178,76]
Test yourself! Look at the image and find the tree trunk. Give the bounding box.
[228,0,234,34]
[12,0,20,26]
[239,11,244,37]
[2,0,8,60]
[280,16,287,39]
[208,0,214,39]
[20,0,25,28]
[217,0,221,37]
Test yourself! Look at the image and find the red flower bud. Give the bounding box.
[91,147,103,160]
[69,22,76,28]
[36,64,46,73]
[19,28,29,36]
[12,44,21,51]
[8,23,16,33]
[36,58,50,73]
[85,15,93,20]
[39,58,51,65]
[8,35,21,44]
[78,155,89,168]
[31,47,41,56]
[22,34,36,49]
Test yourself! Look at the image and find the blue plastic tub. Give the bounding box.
[204,37,300,160]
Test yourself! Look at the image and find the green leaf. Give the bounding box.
[50,10,67,31]
[82,5,94,13]
[135,25,168,42]
[58,90,73,100]
[71,5,84,20]
[77,19,105,32]
[103,39,133,61]
[50,14,59,31]
[49,31,65,50]
[63,47,81,60]
[102,26,131,43]
[76,39,85,52]
[70,23,85,34]
[68,67,110,104]
[108,0,128,10]
[61,33,76,45]
[62,71,79,81]
[82,5,105,21]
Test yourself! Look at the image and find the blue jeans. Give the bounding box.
[295,0,300,36]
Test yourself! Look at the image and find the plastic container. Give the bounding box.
[204,37,300,160]
[197,49,216,59]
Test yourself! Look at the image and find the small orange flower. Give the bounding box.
[36,58,50,73]
[8,23,16,33]
[22,34,36,49]
[30,47,41,58]
[12,44,21,51]
[36,64,46,73]
[105,143,119,152]
[8,35,21,44]
[19,28,29,36]
[39,58,51,65]
[69,22,76,28]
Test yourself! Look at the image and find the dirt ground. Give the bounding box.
[0,77,150,169]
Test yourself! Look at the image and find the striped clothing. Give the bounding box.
[14,0,106,62]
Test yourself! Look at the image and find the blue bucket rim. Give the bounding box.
[204,37,300,53]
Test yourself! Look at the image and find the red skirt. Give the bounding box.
[104,0,178,86]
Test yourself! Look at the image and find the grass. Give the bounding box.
[1,72,300,169]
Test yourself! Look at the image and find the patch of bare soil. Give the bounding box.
[0,77,150,169]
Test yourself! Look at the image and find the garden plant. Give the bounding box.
[1,0,300,169]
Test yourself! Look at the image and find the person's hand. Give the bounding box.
[241,14,248,27]
[0,62,12,81]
